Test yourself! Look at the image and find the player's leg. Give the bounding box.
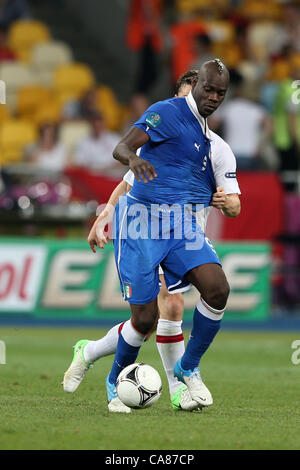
[106,300,159,412]
[62,322,126,393]
[156,276,186,403]
[174,262,229,407]
[156,274,200,411]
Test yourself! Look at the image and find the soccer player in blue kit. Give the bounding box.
[108,59,241,411]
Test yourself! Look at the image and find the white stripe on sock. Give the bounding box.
[196,297,225,321]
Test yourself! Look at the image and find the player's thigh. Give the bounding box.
[186,263,230,309]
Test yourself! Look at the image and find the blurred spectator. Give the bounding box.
[0,25,16,61]
[122,93,150,134]
[126,0,163,95]
[169,16,207,84]
[72,111,123,177]
[25,123,68,172]
[62,88,99,121]
[214,79,273,170]
[0,0,31,27]
[281,1,300,53]
[190,33,214,70]
[272,53,300,192]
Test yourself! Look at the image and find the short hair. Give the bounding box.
[175,69,199,95]
[213,58,225,74]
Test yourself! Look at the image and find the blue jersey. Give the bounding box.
[130,95,216,206]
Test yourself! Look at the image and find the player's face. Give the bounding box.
[194,74,228,118]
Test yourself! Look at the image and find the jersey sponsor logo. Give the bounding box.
[194,142,201,152]
[145,112,162,128]
[225,172,236,178]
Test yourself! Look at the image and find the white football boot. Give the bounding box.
[106,375,131,413]
[62,340,93,393]
[174,360,213,409]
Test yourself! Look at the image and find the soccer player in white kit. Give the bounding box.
[62,69,241,413]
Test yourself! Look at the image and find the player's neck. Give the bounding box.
[191,89,205,118]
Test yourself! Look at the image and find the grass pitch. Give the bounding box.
[0,326,299,450]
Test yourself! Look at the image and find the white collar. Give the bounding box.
[185,91,211,139]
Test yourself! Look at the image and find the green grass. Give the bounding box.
[0,326,299,450]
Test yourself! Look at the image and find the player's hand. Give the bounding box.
[211,187,227,209]
[129,155,157,183]
[87,212,109,252]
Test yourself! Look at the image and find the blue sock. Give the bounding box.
[181,305,222,371]
[108,333,140,385]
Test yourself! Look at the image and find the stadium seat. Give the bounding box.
[17,86,53,119]
[7,20,50,62]
[176,0,212,14]
[0,119,37,164]
[33,100,62,126]
[206,20,235,43]
[53,63,95,99]
[238,0,281,21]
[96,85,123,131]
[31,40,73,77]
[58,121,91,152]
[0,104,11,123]
[213,41,242,68]
[0,62,37,110]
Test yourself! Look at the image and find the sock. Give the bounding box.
[156,319,185,396]
[180,297,224,371]
[83,322,126,363]
[108,319,146,385]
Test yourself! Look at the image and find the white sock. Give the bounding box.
[121,319,145,347]
[156,319,185,396]
[83,322,125,363]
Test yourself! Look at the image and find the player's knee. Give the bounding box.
[165,294,184,321]
[204,281,230,311]
[134,312,157,335]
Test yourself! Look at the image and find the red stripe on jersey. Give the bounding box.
[118,321,126,335]
[156,333,184,344]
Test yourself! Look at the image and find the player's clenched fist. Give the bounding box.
[88,204,114,252]
[211,186,226,209]
[129,154,157,183]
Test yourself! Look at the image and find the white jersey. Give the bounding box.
[123,131,241,232]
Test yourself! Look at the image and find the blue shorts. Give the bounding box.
[113,194,220,304]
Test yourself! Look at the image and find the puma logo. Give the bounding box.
[194,142,201,152]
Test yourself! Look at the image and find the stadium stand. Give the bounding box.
[0,118,37,163]
[7,19,50,62]
[31,40,73,86]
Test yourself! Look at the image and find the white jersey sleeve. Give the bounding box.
[122,147,141,187]
[123,169,135,187]
[210,131,241,195]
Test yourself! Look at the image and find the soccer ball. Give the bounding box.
[116,363,162,409]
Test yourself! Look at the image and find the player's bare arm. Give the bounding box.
[88,180,132,252]
[113,127,157,183]
[211,187,241,217]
